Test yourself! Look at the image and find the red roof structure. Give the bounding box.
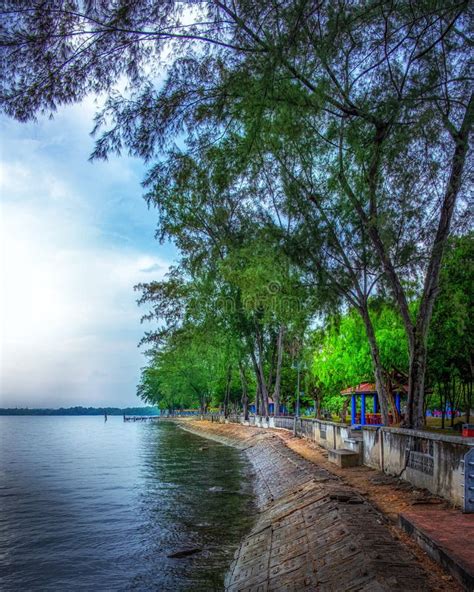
[341,375,409,426]
[341,382,377,395]
[341,380,409,396]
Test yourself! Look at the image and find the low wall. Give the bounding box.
[359,426,471,505]
[374,427,470,507]
[207,413,473,508]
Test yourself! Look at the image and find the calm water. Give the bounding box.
[0,417,255,591]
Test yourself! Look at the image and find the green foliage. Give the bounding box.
[2,2,471,425]
[428,234,474,384]
[427,234,474,419]
[312,302,408,413]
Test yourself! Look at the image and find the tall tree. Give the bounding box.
[2,1,471,426]
[427,233,474,424]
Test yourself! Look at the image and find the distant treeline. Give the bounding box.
[0,406,160,416]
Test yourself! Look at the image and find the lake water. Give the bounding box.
[0,417,255,591]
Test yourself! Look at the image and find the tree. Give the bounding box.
[312,301,409,421]
[427,233,474,425]
[2,1,471,427]
[139,337,211,414]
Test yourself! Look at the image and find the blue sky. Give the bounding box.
[0,97,176,408]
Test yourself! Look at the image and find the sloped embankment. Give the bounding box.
[178,420,435,592]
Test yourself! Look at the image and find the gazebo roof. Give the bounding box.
[341,382,376,395]
[341,381,409,396]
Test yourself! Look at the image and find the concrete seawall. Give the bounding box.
[178,420,452,592]
[240,415,473,508]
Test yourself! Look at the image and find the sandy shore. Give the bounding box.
[177,419,460,592]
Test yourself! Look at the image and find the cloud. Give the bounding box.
[139,262,166,273]
[0,103,174,408]
[0,189,169,408]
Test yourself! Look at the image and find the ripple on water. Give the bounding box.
[0,416,255,591]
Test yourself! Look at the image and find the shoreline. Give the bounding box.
[176,419,461,592]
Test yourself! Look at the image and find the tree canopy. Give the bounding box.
[1,1,472,427]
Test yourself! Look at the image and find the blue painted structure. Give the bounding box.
[351,394,357,425]
[344,382,406,427]
[269,402,288,415]
[249,402,288,415]
[360,393,366,425]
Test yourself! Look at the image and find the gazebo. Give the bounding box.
[341,382,405,427]
[249,397,287,415]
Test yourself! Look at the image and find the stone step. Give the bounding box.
[344,438,364,462]
[344,437,362,445]
[327,448,361,468]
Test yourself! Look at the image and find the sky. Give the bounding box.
[0,97,176,408]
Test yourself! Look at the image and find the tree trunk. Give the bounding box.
[254,329,269,417]
[223,364,232,418]
[385,374,400,424]
[341,95,473,429]
[465,381,472,424]
[257,358,269,417]
[254,385,260,415]
[359,305,391,425]
[409,98,473,427]
[405,332,429,428]
[267,333,277,400]
[272,325,285,416]
[450,376,456,428]
[250,348,266,416]
[239,362,249,421]
[440,382,447,429]
[339,397,349,423]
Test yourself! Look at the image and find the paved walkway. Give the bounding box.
[400,507,474,591]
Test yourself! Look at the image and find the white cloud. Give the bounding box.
[0,195,169,407]
[0,104,173,408]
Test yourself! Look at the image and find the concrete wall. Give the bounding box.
[362,427,382,469]
[375,427,470,507]
[295,418,350,451]
[208,413,473,507]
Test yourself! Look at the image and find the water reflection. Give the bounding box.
[132,422,255,591]
[0,417,255,592]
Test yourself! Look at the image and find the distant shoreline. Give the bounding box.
[0,406,159,416]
